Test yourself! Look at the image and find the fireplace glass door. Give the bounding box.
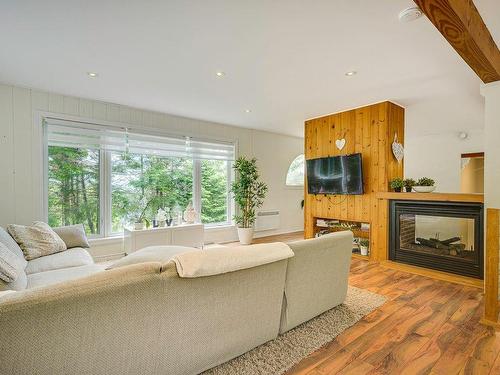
[389,201,483,279]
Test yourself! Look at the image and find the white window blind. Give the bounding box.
[45,118,235,161]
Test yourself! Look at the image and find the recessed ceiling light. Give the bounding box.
[345,71,357,77]
[245,109,251,113]
[87,72,98,78]
[398,7,423,23]
[215,71,225,77]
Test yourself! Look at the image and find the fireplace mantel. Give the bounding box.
[376,192,484,203]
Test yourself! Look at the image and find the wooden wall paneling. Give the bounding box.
[483,208,499,325]
[0,85,15,227]
[303,101,405,257]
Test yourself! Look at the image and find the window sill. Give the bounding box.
[88,225,234,244]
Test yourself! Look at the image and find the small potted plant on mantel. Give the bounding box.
[390,178,404,192]
[413,177,436,193]
[403,178,416,192]
[231,157,268,245]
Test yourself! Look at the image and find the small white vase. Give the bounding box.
[134,222,144,230]
[360,246,368,256]
[237,227,254,245]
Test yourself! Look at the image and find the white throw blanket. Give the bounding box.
[172,242,294,278]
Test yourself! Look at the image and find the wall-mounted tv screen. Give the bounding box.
[306,153,364,195]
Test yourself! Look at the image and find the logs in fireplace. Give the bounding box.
[389,200,483,279]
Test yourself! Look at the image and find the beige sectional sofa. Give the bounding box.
[0,230,353,375]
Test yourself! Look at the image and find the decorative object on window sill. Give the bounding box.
[335,138,346,151]
[413,177,436,192]
[134,221,144,230]
[392,133,404,162]
[173,204,183,226]
[390,177,404,192]
[183,201,197,224]
[156,208,167,228]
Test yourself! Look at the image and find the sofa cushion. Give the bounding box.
[172,242,294,278]
[53,224,90,249]
[25,248,94,275]
[0,227,27,269]
[8,222,67,260]
[107,245,197,270]
[0,242,22,282]
[27,264,105,289]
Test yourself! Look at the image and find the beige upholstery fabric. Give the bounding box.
[0,227,27,269]
[107,245,197,270]
[0,269,27,291]
[7,222,67,260]
[280,231,353,333]
[53,224,90,249]
[25,248,94,275]
[0,260,288,375]
[0,242,20,282]
[27,264,105,289]
[172,242,294,278]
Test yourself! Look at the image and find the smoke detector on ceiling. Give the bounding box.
[398,7,423,23]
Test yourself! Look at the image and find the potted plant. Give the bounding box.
[390,178,404,192]
[359,239,369,256]
[414,177,436,193]
[231,157,268,244]
[403,178,416,192]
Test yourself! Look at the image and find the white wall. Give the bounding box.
[404,130,484,192]
[0,83,303,258]
[403,98,484,192]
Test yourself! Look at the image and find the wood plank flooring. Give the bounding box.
[287,258,499,375]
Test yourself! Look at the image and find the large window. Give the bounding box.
[45,118,234,237]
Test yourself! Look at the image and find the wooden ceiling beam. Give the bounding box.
[413,0,500,83]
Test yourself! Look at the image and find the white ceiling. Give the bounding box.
[0,0,495,138]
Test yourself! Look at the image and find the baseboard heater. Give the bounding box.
[255,210,280,232]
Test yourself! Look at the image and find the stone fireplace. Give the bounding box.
[389,200,484,279]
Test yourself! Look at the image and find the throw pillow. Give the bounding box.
[53,224,90,249]
[0,242,20,282]
[7,221,67,260]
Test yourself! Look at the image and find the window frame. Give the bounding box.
[42,115,235,238]
[285,154,305,189]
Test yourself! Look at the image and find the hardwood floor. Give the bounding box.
[240,232,499,375]
[287,258,499,375]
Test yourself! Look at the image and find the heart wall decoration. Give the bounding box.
[335,138,346,151]
[392,133,404,162]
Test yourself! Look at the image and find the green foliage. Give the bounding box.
[403,178,416,188]
[201,160,228,224]
[48,146,100,234]
[390,178,404,189]
[416,177,435,186]
[230,157,268,228]
[111,153,193,231]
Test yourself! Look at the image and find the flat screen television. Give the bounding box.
[306,153,364,195]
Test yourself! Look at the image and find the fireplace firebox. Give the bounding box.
[389,200,483,279]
